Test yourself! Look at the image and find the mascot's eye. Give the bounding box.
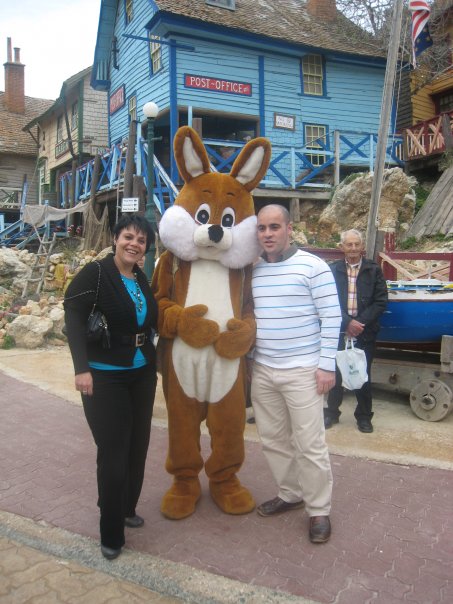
[221,207,235,228]
[195,203,211,225]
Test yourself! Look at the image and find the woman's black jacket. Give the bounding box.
[330,258,388,343]
[64,253,158,375]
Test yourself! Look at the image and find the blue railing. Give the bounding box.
[58,130,403,207]
[58,139,178,211]
[205,131,403,189]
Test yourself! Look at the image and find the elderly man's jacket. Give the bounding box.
[330,258,388,343]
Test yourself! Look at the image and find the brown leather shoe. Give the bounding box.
[309,515,331,543]
[257,496,305,517]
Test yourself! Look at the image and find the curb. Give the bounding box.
[0,510,317,604]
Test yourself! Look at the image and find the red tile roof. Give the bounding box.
[0,93,54,157]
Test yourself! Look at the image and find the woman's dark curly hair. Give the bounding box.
[112,214,155,253]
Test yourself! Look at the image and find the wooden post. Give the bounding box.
[123,120,137,197]
[192,118,203,138]
[133,175,146,213]
[366,0,404,260]
[70,160,77,209]
[334,130,340,186]
[441,113,453,151]
[89,154,102,218]
[289,198,300,223]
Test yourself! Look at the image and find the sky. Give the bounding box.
[1,0,101,100]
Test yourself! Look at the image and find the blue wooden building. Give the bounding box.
[86,0,401,210]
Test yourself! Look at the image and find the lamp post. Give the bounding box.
[143,101,159,279]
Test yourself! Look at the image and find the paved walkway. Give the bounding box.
[1,368,452,603]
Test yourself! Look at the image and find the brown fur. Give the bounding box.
[152,127,271,519]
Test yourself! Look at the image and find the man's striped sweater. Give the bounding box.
[252,248,341,371]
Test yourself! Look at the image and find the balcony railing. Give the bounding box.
[55,140,70,158]
[403,111,453,160]
[58,129,403,208]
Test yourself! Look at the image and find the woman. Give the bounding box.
[64,214,158,560]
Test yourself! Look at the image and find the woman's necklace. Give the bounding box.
[121,273,143,313]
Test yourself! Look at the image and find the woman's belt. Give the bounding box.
[111,331,153,347]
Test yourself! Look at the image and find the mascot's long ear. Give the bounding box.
[174,126,211,183]
[230,137,271,192]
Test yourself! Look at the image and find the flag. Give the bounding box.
[409,0,433,66]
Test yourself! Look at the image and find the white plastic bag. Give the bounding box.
[336,338,368,390]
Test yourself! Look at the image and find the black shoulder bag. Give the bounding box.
[65,261,111,348]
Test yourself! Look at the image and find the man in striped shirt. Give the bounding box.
[250,204,341,544]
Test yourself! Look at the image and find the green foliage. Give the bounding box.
[341,172,364,186]
[1,334,15,350]
[400,236,417,250]
[439,151,453,173]
[400,234,450,250]
[413,185,430,215]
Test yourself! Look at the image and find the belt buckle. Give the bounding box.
[135,333,145,347]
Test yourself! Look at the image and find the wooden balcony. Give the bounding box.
[403,111,453,161]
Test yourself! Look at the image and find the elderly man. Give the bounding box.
[324,229,388,433]
[250,204,341,544]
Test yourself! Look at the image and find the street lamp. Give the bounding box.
[143,101,159,279]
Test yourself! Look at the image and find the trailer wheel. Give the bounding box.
[410,379,453,421]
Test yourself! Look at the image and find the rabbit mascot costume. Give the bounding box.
[152,126,271,519]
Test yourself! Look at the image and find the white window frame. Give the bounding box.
[128,95,137,123]
[38,162,46,205]
[305,124,327,167]
[150,36,162,74]
[302,54,324,96]
[56,116,64,143]
[71,101,78,130]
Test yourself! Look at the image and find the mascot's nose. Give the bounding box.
[208,224,224,243]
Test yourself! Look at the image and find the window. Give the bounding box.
[71,101,78,130]
[128,95,137,123]
[438,91,453,113]
[56,116,64,142]
[149,35,162,74]
[305,124,327,166]
[125,0,133,24]
[302,54,324,96]
[38,161,47,205]
[206,0,236,9]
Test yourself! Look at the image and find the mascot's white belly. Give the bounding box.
[173,259,239,403]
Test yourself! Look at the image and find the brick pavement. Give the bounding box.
[1,369,452,603]
[0,532,179,604]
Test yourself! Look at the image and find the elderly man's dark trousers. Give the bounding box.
[325,339,375,422]
[82,366,156,549]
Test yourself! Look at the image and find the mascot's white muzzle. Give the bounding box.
[193,224,232,250]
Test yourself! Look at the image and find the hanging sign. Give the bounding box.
[274,113,296,131]
[110,85,125,115]
[184,74,252,96]
[121,197,139,212]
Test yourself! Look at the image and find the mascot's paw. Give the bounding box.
[178,305,220,348]
[209,477,256,515]
[160,478,202,520]
[214,318,255,359]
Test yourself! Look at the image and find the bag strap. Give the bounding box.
[64,261,101,306]
[345,337,355,350]
[90,261,102,314]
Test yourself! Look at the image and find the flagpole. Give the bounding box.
[365,0,405,260]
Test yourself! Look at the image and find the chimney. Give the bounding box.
[306,0,337,23]
[4,37,25,114]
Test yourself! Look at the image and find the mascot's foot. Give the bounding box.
[209,477,256,515]
[160,478,202,520]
